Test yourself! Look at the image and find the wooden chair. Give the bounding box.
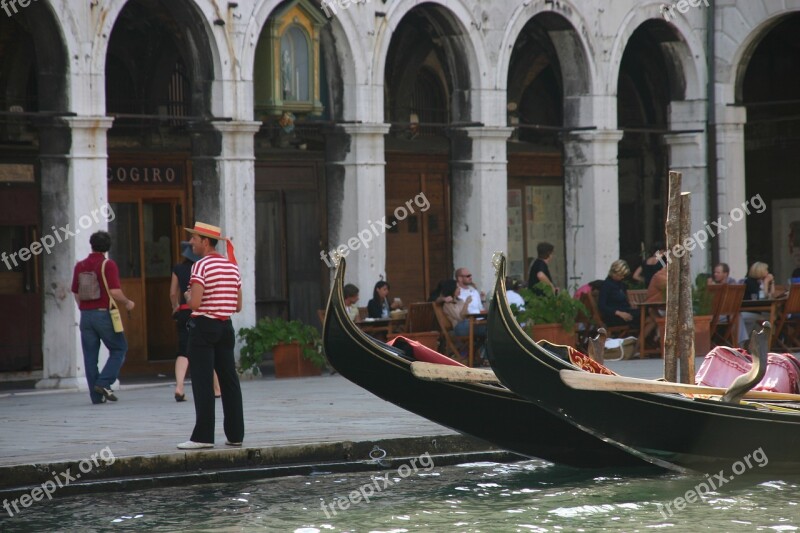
[384,302,441,350]
[711,283,745,347]
[773,284,800,351]
[627,289,648,307]
[432,302,477,367]
[580,290,634,339]
[405,302,438,333]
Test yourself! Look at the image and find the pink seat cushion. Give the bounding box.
[388,335,466,367]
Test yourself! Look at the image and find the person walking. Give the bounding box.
[170,241,221,402]
[71,231,135,404]
[177,221,244,450]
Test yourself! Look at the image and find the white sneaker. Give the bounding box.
[225,440,242,447]
[177,440,214,450]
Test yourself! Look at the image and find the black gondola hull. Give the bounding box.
[323,258,651,468]
[486,255,800,474]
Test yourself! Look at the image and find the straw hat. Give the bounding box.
[185,221,227,241]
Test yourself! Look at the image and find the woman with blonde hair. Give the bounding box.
[744,262,775,301]
[740,261,776,347]
[598,260,640,327]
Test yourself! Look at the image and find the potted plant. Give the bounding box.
[238,317,325,378]
[515,285,588,347]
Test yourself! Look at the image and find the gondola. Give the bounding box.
[486,253,800,474]
[322,256,651,468]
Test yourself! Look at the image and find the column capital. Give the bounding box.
[65,116,115,131]
[564,128,624,144]
[563,129,623,167]
[716,104,747,127]
[662,131,703,148]
[460,126,514,141]
[340,122,391,136]
[211,120,261,135]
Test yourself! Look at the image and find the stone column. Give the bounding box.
[37,116,114,390]
[212,120,261,337]
[327,123,391,294]
[563,130,624,285]
[450,127,513,294]
[715,105,748,279]
[665,99,708,277]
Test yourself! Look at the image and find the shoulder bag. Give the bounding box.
[101,259,124,333]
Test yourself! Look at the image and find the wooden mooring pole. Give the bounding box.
[663,171,695,383]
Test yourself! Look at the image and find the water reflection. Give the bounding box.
[2,460,799,532]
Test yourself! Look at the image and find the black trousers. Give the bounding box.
[187,316,244,444]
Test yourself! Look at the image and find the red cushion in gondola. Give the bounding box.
[387,335,466,367]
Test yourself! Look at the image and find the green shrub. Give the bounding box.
[515,284,588,332]
[238,317,324,375]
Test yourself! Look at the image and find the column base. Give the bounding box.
[36,377,84,390]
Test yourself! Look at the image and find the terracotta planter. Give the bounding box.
[530,323,576,347]
[655,315,712,357]
[272,342,322,378]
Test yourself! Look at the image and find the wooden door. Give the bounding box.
[0,186,42,371]
[108,192,185,374]
[385,153,451,304]
[255,162,327,327]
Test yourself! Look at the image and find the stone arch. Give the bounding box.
[729,10,800,103]
[608,3,706,104]
[498,0,595,105]
[4,0,70,112]
[91,0,221,117]
[374,0,487,124]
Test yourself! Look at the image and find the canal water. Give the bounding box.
[3,459,799,531]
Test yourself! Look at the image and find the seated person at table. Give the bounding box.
[506,277,525,311]
[740,262,776,346]
[743,262,776,301]
[343,283,360,322]
[440,279,487,338]
[455,267,485,314]
[632,242,666,288]
[599,260,640,328]
[708,262,737,285]
[367,281,402,319]
[527,242,557,295]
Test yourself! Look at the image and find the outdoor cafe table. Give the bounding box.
[740,297,786,348]
[355,316,407,338]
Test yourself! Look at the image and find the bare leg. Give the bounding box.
[175,355,189,396]
[213,371,221,397]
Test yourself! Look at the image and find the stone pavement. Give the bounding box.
[0,358,682,495]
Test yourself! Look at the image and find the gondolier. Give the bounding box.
[177,221,244,450]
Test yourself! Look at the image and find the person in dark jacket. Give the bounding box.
[599,259,639,327]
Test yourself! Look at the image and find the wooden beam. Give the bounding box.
[411,361,501,384]
[559,369,800,402]
[664,171,682,382]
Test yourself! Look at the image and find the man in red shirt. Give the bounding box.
[71,231,135,404]
[177,221,244,450]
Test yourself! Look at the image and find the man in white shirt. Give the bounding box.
[455,267,484,314]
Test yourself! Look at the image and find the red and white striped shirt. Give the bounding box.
[190,253,241,320]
